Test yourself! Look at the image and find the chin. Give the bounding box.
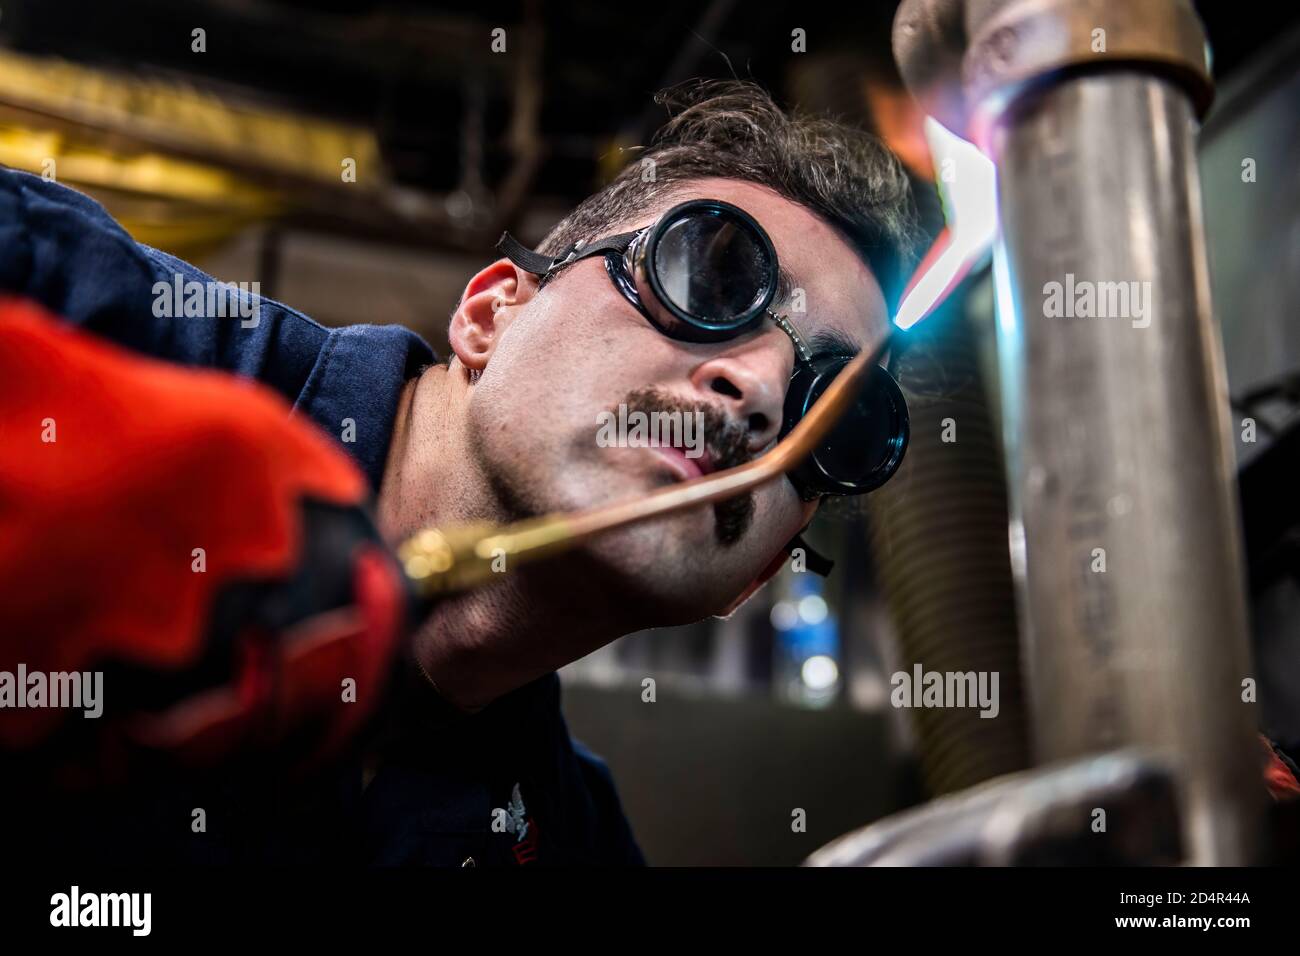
[585,522,742,620]
[539,462,751,611]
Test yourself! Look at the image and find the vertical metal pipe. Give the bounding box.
[989,73,1263,863]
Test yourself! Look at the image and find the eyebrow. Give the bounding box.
[808,325,861,357]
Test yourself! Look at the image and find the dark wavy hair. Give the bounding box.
[535,78,921,313]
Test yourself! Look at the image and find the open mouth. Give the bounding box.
[649,445,715,482]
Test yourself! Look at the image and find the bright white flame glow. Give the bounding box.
[893,119,999,331]
[801,654,839,691]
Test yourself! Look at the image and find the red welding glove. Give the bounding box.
[0,296,411,787]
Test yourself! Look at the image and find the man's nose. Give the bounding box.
[688,337,789,452]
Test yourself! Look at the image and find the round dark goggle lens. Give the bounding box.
[651,211,773,330]
[791,359,909,494]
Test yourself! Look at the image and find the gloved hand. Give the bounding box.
[0,296,413,787]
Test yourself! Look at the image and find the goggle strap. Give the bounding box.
[496,232,561,274]
[497,231,637,277]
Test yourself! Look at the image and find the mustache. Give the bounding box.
[617,386,755,546]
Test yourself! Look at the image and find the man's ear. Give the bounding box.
[715,547,790,620]
[448,258,536,374]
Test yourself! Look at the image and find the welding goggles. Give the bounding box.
[496,198,909,504]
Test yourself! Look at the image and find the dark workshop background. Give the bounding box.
[1,0,1296,864]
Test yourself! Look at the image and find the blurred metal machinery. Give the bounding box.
[807,750,1183,866]
[814,0,1266,865]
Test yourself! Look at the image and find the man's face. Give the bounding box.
[462,178,890,623]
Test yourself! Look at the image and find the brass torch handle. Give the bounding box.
[398,516,579,595]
